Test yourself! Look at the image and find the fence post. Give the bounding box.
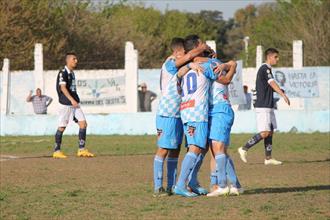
[293,40,303,68]
[206,40,216,52]
[34,43,44,91]
[125,42,138,112]
[1,58,10,115]
[256,45,263,69]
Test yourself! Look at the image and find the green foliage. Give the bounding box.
[228,0,330,67]
[1,0,328,70]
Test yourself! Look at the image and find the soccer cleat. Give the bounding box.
[153,187,168,197]
[264,158,282,165]
[77,149,95,157]
[238,147,248,163]
[188,184,208,195]
[229,185,244,196]
[166,186,174,196]
[206,186,229,197]
[173,186,198,197]
[52,151,67,159]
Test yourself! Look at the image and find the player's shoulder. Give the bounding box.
[259,64,271,71]
[258,64,271,75]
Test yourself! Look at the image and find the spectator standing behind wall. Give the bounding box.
[26,88,53,114]
[138,82,157,112]
[238,85,252,110]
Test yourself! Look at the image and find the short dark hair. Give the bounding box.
[265,48,279,58]
[65,52,77,59]
[170,38,184,51]
[184,34,200,52]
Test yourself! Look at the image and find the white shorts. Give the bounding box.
[255,108,277,132]
[58,104,86,127]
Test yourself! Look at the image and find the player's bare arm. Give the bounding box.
[269,81,290,105]
[175,42,209,67]
[216,60,237,85]
[177,62,204,78]
[60,84,79,108]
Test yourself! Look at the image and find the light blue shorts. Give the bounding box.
[183,122,208,149]
[208,105,234,147]
[156,115,183,150]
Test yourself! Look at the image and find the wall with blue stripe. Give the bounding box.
[1,110,328,136]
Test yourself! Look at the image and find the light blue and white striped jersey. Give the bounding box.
[180,59,218,123]
[157,57,181,118]
[209,58,231,113]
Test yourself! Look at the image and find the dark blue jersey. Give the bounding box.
[56,67,80,105]
[255,64,274,108]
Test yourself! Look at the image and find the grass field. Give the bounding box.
[0,133,329,220]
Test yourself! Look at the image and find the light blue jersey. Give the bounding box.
[180,59,218,123]
[209,58,231,113]
[157,57,181,118]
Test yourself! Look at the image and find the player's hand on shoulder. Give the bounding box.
[190,62,204,75]
[198,42,209,51]
[213,63,227,75]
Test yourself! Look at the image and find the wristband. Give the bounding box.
[186,63,191,69]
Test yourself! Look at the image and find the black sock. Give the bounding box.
[78,128,86,149]
[243,133,263,151]
[54,130,63,152]
[264,135,272,157]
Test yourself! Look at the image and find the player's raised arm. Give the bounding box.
[175,42,209,67]
[269,80,290,106]
[216,60,237,85]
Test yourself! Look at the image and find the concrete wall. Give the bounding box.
[1,110,328,136]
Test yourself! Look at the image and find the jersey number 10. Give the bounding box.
[182,72,197,96]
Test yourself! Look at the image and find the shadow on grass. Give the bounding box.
[248,158,330,165]
[244,185,330,195]
[284,158,330,164]
[0,152,155,161]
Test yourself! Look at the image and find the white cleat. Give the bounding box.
[207,186,229,197]
[264,158,282,165]
[229,185,244,195]
[238,147,248,163]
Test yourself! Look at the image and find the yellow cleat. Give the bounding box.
[52,151,67,159]
[77,149,95,157]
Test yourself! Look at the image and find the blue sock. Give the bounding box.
[153,156,164,191]
[167,157,178,190]
[210,170,217,186]
[54,130,63,152]
[226,156,241,188]
[215,153,227,188]
[188,153,204,187]
[176,152,198,189]
[78,128,86,149]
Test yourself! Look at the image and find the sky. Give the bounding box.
[101,0,276,20]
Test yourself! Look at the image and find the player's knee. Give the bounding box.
[189,145,202,154]
[156,148,168,157]
[79,121,87,129]
[260,131,271,138]
[58,127,66,132]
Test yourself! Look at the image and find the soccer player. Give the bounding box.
[173,35,219,197]
[52,52,94,159]
[153,38,207,197]
[205,59,244,196]
[238,48,290,165]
